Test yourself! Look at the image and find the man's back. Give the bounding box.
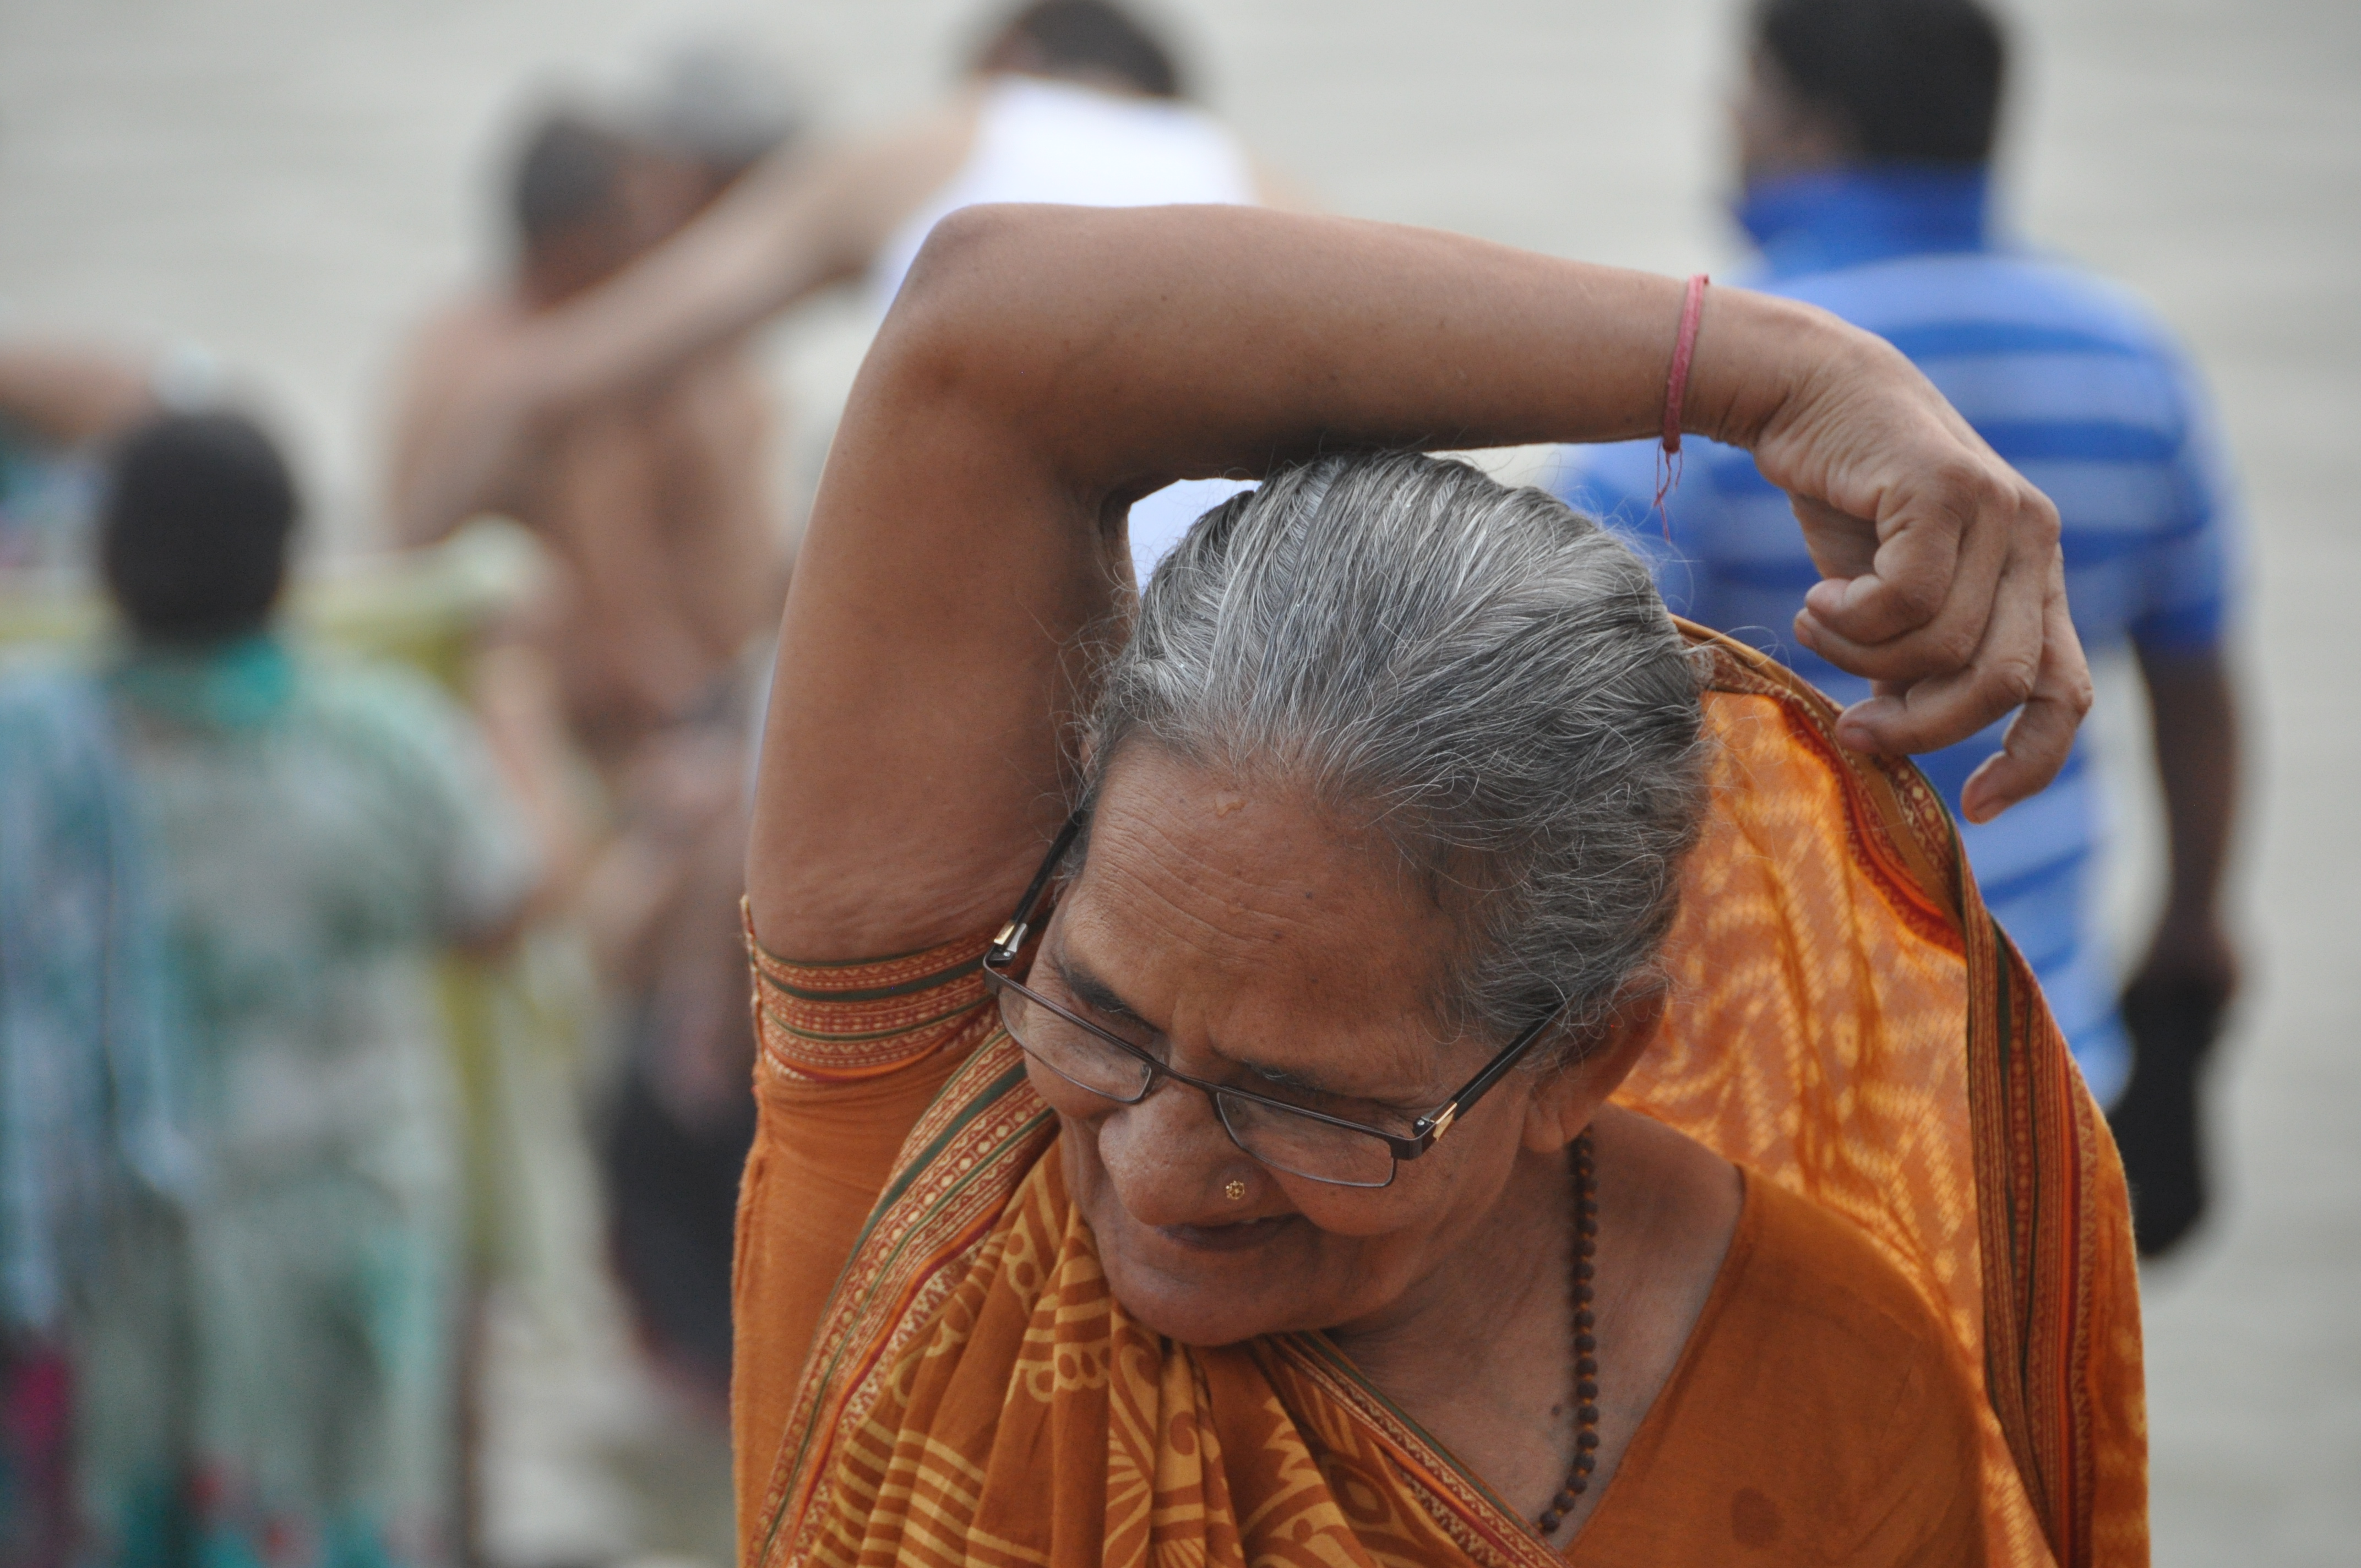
[1564,168,2239,1104]
[388,292,781,762]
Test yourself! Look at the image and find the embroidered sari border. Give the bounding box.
[1258,1333,1564,1568]
[742,906,995,988]
[756,1036,1056,1568]
[743,909,997,1081]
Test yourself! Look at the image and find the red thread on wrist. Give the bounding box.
[1662,273,1709,454]
[1652,274,1710,530]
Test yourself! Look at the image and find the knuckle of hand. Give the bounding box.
[1934,454,1984,495]
[2023,489,2064,548]
[1985,653,2039,709]
[1932,622,1982,670]
[1886,576,1947,628]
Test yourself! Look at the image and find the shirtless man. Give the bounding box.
[387,109,785,767]
[391,1,1299,579]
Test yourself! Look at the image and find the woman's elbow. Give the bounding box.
[894,203,1038,315]
[874,204,1073,389]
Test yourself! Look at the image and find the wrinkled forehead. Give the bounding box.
[1053,746,1464,1054]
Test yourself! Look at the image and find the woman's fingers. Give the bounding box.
[1958,563,2092,823]
[1777,429,2086,813]
[1791,461,2023,681]
[1730,303,2087,813]
[1824,547,2088,818]
[1783,494,1881,581]
[1824,530,2043,755]
[1793,464,2086,814]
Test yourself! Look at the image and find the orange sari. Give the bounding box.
[733,627,2146,1567]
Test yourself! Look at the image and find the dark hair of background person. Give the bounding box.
[100,411,298,644]
[1754,0,2008,164]
[635,45,807,191]
[977,0,1185,100]
[509,110,637,249]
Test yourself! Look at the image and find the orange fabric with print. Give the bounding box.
[730,627,2148,1568]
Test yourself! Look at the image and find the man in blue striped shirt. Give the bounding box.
[1562,0,2241,1243]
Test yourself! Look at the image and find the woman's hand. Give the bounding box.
[1703,301,2092,823]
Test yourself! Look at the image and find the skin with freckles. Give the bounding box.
[1025,747,1740,1542]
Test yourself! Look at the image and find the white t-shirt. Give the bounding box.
[869,76,1259,584]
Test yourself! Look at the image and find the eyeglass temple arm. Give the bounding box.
[1408,998,1574,1147]
[989,811,1087,965]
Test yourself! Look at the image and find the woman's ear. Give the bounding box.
[1521,989,1669,1154]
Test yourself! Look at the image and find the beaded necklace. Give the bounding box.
[1536,1131,1601,1538]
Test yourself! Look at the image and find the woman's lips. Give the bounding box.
[1154,1215,1293,1254]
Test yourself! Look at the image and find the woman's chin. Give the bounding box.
[1098,1219,1325,1347]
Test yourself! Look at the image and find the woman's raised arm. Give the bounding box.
[746,203,2085,957]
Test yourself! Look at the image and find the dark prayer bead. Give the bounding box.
[1536,1131,1603,1536]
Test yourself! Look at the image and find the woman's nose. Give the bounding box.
[1091,1076,1250,1228]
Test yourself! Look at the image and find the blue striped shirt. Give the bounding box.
[1561,167,2240,1106]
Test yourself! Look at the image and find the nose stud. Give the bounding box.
[1224,1178,1248,1202]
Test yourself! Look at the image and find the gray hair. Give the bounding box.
[1080,451,1710,1064]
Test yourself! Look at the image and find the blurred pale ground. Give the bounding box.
[2,0,2355,1563]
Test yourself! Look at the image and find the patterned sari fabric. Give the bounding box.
[737,627,2146,1568]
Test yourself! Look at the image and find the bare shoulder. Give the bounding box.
[387,293,531,437]
[383,292,531,540]
[397,293,521,375]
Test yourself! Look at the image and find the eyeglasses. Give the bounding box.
[979,813,1568,1189]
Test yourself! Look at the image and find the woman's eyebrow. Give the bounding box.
[1049,954,1419,1107]
[1049,953,1152,1027]
[1237,1058,1335,1095]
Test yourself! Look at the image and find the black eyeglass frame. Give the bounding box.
[979,812,1570,1182]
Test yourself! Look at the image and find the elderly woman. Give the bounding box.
[600,204,2134,1562]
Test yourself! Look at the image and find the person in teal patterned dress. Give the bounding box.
[1,411,535,1568]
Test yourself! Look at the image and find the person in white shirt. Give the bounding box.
[395,0,1297,584]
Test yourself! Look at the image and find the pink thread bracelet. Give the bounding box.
[1652,273,1710,523]
[1662,273,1709,455]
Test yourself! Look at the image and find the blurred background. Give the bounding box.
[0,1,2353,1565]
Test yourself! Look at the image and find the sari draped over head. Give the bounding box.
[735,627,2147,1568]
